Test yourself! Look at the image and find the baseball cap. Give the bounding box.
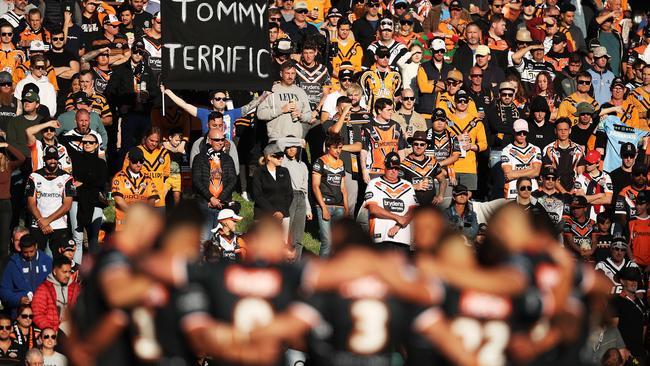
[611,235,627,249]
[632,162,648,175]
[513,119,528,132]
[588,38,601,50]
[516,28,533,42]
[384,151,401,169]
[71,91,91,106]
[132,39,145,52]
[552,32,567,44]
[327,7,342,18]
[431,38,446,51]
[400,13,414,23]
[0,72,11,84]
[570,195,588,208]
[62,239,76,252]
[263,143,283,156]
[217,209,243,221]
[407,130,429,145]
[449,0,462,10]
[584,150,601,164]
[455,89,469,102]
[103,13,121,26]
[522,0,535,5]
[499,81,515,92]
[453,184,469,195]
[432,107,447,121]
[379,18,394,31]
[294,1,308,10]
[618,267,641,282]
[43,145,59,160]
[592,46,610,58]
[447,69,463,82]
[128,146,145,162]
[620,142,636,157]
[475,45,491,56]
[573,102,595,116]
[636,190,649,204]
[610,77,626,89]
[541,166,557,177]
[376,45,391,58]
[22,90,39,103]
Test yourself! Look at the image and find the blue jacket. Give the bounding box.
[0,251,52,309]
[445,203,479,240]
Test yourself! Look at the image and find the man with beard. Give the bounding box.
[65,70,113,127]
[1,0,28,32]
[0,72,18,133]
[45,28,79,100]
[465,66,493,117]
[352,0,381,50]
[569,102,597,149]
[558,71,601,126]
[416,38,452,118]
[57,92,108,151]
[25,145,74,254]
[558,3,585,52]
[452,22,481,75]
[59,109,106,162]
[130,0,153,29]
[554,53,583,99]
[401,130,447,206]
[527,95,555,150]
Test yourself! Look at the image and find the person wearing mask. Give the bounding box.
[401,130,447,206]
[0,235,52,314]
[574,150,613,221]
[557,71,601,126]
[111,147,159,231]
[279,138,312,258]
[587,46,615,105]
[11,305,40,350]
[501,119,542,199]
[69,133,106,260]
[569,102,597,149]
[444,184,479,241]
[0,138,24,261]
[610,143,637,198]
[527,95,555,150]
[14,55,56,118]
[542,117,585,194]
[31,256,80,332]
[312,133,348,257]
[191,129,237,242]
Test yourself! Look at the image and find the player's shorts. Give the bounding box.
[166,174,182,193]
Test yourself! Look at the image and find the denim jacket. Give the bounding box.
[444,202,479,240]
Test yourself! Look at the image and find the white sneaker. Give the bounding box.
[241,192,250,201]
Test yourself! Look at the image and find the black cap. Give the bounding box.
[455,89,469,102]
[449,0,462,10]
[552,32,567,44]
[384,151,401,169]
[132,39,145,52]
[376,45,390,58]
[632,163,648,175]
[453,184,469,195]
[128,146,145,162]
[637,190,649,204]
[71,91,91,106]
[62,239,76,252]
[570,195,588,208]
[588,38,601,50]
[522,0,534,5]
[326,7,342,18]
[541,166,557,177]
[618,267,642,282]
[432,107,447,121]
[611,77,626,89]
[19,234,37,249]
[620,142,636,157]
[43,145,59,161]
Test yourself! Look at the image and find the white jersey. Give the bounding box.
[25,168,75,230]
[500,143,542,199]
[363,177,418,246]
[574,171,613,221]
[63,129,105,158]
[28,140,72,173]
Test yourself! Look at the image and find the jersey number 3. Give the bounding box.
[348,299,389,354]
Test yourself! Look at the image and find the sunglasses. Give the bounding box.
[209,137,225,142]
[0,83,11,87]
[453,192,469,196]
[545,22,556,27]
[20,314,33,319]
[544,176,557,181]
[577,80,591,85]
[295,9,308,13]
[32,65,45,70]
[43,334,57,340]
[516,131,528,136]
[43,127,55,133]
[501,93,514,97]
[341,77,352,82]
[434,49,445,54]
[447,80,461,86]
[52,36,65,41]
[493,3,503,7]
[1,32,12,36]
[470,74,483,78]
[412,51,422,55]
[270,17,281,21]
[634,172,646,177]
[456,99,468,104]
[132,159,145,164]
[212,97,226,102]
[0,326,11,330]
[272,153,285,159]
[132,50,144,55]
[412,142,427,147]
[622,155,636,159]
[370,3,381,7]
[399,20,413,25]
[98,53,109,57]
[82,140,97,145]
[402,96,415,101]
[518,186,532,191]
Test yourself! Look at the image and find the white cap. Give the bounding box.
[431,38,446,51]
[29,40,46,52]
[217,209,243,221]
[513,119,529,132]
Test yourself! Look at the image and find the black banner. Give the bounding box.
[161,0,272,90]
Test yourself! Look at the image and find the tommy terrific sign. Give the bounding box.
[162,0,272,90]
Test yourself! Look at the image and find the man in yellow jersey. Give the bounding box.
[330,19,363,80]
[436,69,478,117]
[631,64,650,131]
[447,89,487,192]
[605,77,641,129]
[122,127,170,211]
[359,46,402,112]
[557,71,601,125]
[112,147,159,231]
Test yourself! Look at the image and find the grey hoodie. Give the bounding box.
[256,83,312,140]
[47,273,69,320]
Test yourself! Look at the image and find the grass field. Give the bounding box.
[103,194,323,255]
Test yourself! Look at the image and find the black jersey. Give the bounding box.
[184,261,304,366]
[400,155,443,205]
[303,275,418,366]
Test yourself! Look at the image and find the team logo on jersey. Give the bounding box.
[382,198,405,212]
[140,182,147,189]
[159,157,165,164]
[57,183,63,188]
[313,161,321,171]
[124,181,131,188]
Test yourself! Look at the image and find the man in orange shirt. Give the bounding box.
[628,190,650,269]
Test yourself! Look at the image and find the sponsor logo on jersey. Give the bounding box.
[382,198,405,212]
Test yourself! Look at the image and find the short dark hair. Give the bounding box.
[490,13,505,24]
[50,27,64,36]
[19,234,36,249]
[210,90,228,99]
[208,111,223,121]
[576,71,592,80]
[0,314,11,324]
[53,256,71,268]
[555,117,571,128]
[280,60,296,72]
[79,69,95,79]
[119,4,134,13]
[373,98,393,114]
[516,176,532,188]
[302,40,318,52]
[568,53,581,64]
[336,96,351,105]
[337,18,351,28]
[325,133,343,148]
